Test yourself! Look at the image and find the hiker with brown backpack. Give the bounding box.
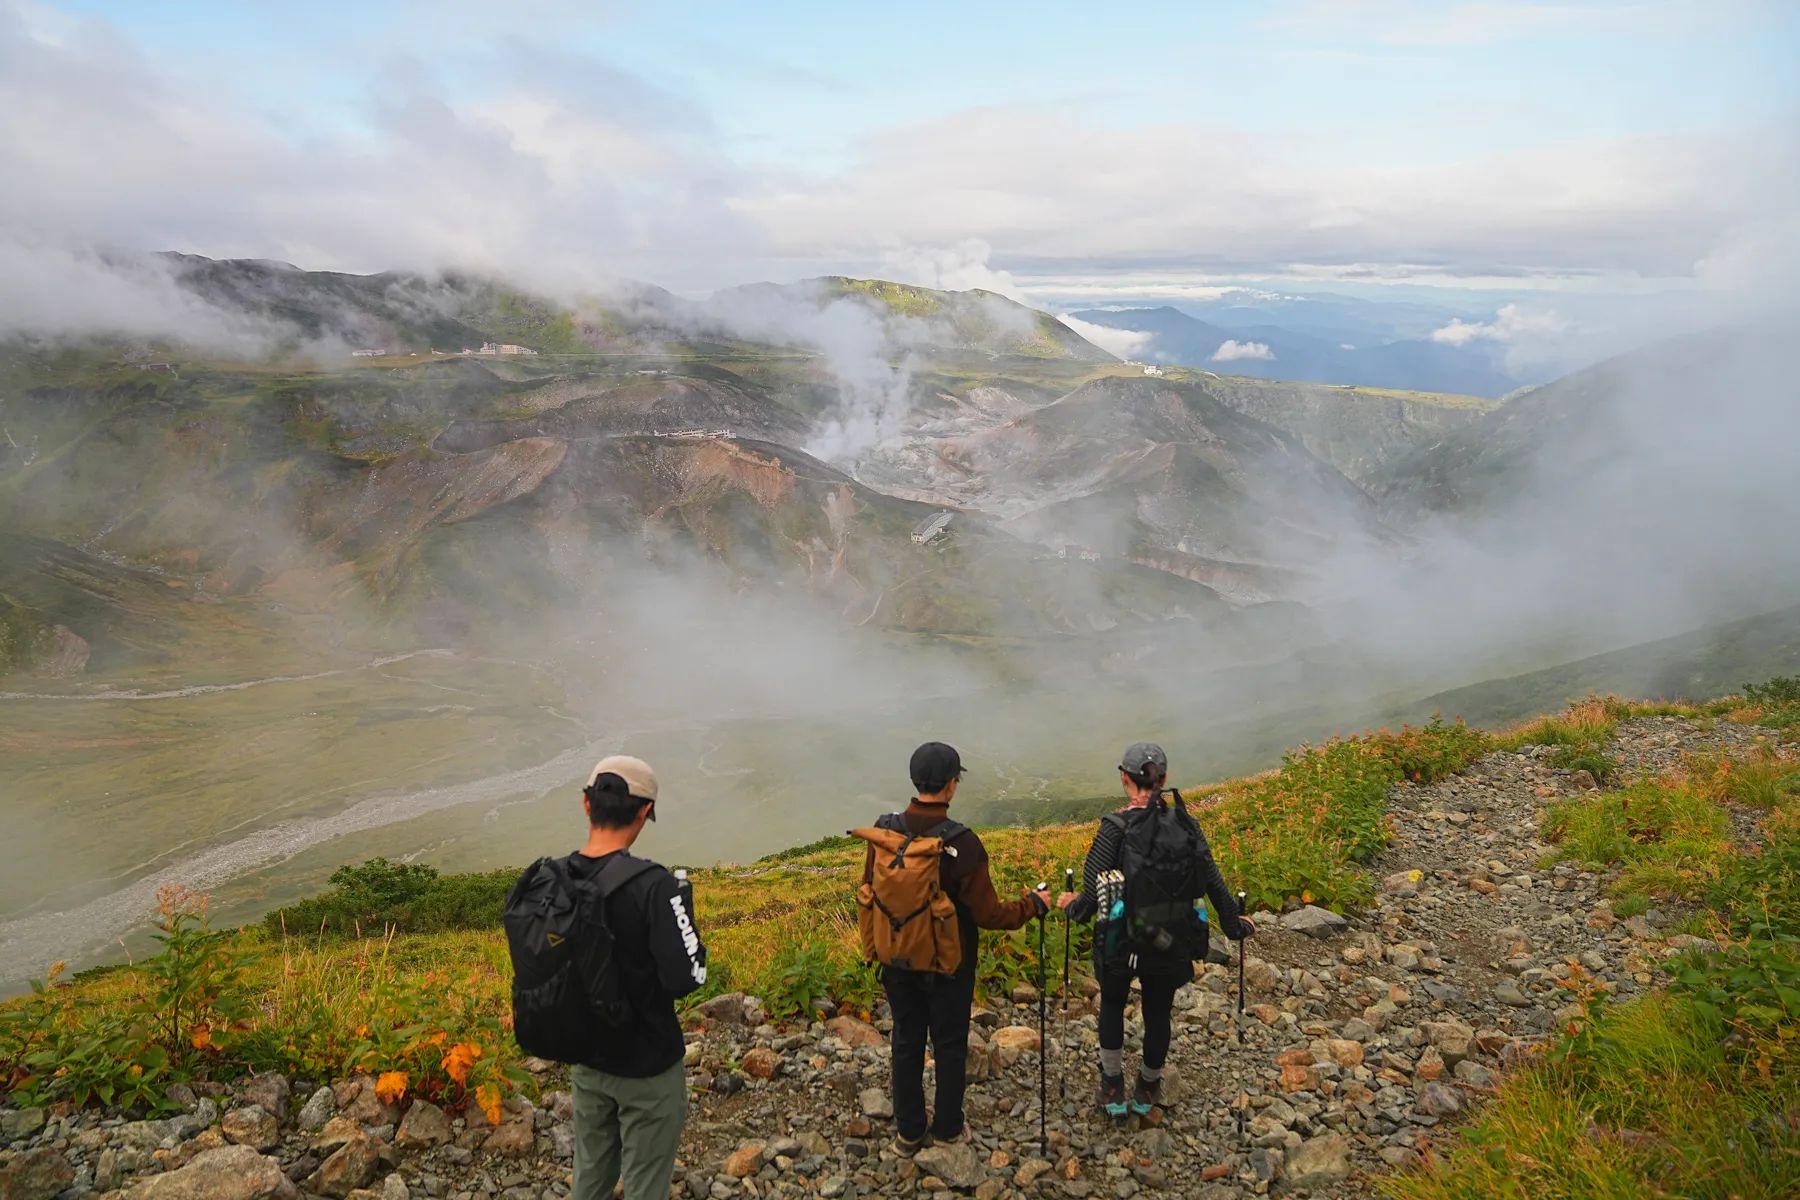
[853,742,1050,1155]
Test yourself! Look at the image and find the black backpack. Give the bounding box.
[1104,791,1207,960]
[504,853,655,1063]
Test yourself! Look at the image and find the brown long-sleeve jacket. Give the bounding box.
[860,800,1047,976]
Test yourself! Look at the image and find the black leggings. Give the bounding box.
[1098,966,1184,1070]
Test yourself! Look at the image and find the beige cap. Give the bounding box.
[588,755,658,802]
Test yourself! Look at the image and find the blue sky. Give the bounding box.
[5,0,1798,310]
[49,1,1799,156]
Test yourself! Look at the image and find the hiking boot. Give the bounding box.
[1097,1071,1128,1118]
[891,1132,929,1157]
[1129,1071,1162,1115]
[931,1125,970,1146]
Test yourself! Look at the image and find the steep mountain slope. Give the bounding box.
[859,375,1402,604]
[1366,325,1792,523]
[0,345,1236,663]
[1184,376,1493,481]
[1071,305,1520,396]
[718,277,1115,362]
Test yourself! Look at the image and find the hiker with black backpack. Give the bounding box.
[504,757,707,1200]
[1054,742,1255,1119]
[853,742,1051,1156]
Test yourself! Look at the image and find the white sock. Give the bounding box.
[1100,1048,1123,1077]
[1139,1064,1163,1082]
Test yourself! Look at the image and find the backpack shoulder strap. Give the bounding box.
[593,854,659,898]
[927,819,967,843]
[875,812,910,834]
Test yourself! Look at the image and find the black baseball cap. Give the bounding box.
[1120,742,1168,783]
[910,742,965,793]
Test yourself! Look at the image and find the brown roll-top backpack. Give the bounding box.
[851,814,966,975]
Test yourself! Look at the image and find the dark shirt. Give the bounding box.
[861,800,1047,978]
[563,850,707,1078]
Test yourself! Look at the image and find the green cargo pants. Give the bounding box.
[570,1061,688,1200]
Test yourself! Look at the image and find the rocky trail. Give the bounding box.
[1,717,1778,1200]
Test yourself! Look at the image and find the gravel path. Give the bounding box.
[3,717,1787,1200]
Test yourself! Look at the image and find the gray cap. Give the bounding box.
[1120,742,1168,781]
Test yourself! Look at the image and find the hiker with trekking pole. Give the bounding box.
[852,742,1051,1157]
[1055,743,1256,1120]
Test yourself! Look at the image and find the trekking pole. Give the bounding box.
[1059,867,1074,1101]
[1236,889,1248,1147]
[1036,882,1049,1149]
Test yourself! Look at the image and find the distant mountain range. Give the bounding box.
[1067,304,1522,397]
[2,255,1784,681]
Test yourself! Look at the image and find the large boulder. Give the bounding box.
[1285,1134,1352,1188]
[1420,1021,1477,1066]
[394,1101,452,1150]
[723,1144,764,1179]
[1242,959,1280,994]
[297,1087,336,1132]
[1415,1081,1467,1119]
[0,1148,75,1200]
[823,1016,883,1048]
[914,1142,983,1189]
[696,992,753,1025]
[221,1106,280,1153]
[741,1048,781,1080]
[338,1077,400,1127]
[129,1146,297,1200]
[1280,906,1349,939]
[303,1135,381,1199]
[988,1026,1041,1067]
[243,1076,292,1127]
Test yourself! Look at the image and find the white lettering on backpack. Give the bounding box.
[670,893,706,985]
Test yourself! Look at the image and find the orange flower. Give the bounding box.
[376,1071,409,1105]
[191,1026,213,1050]
[442,1042,482,1086]
[475,1081,503,1127]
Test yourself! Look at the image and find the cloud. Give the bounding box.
[879,239,1024,301]
[0,0,1794,310]
[1058,315,1152,360]
[1430,303,1570,345]
[0,4,761,294]
[1212,340,1276,362]
[1262,0,1765,47]
[741,107,1798,289]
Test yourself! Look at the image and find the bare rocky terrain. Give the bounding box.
[0,716,1781,1200]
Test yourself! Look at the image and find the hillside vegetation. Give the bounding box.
[5,683,1795,1200]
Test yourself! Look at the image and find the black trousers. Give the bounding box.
[883,966,974,1141]
[1098,960,1187,1072]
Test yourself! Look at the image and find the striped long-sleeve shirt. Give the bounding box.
[1066,797,1252,941]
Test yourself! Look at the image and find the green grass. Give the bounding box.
[1387,677,1800,1200]
[1545,772,1734,898]
[1380,989,1800,1200]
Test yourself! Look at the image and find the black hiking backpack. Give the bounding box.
[504,853,654,1063]
[1104,790,1208,960]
